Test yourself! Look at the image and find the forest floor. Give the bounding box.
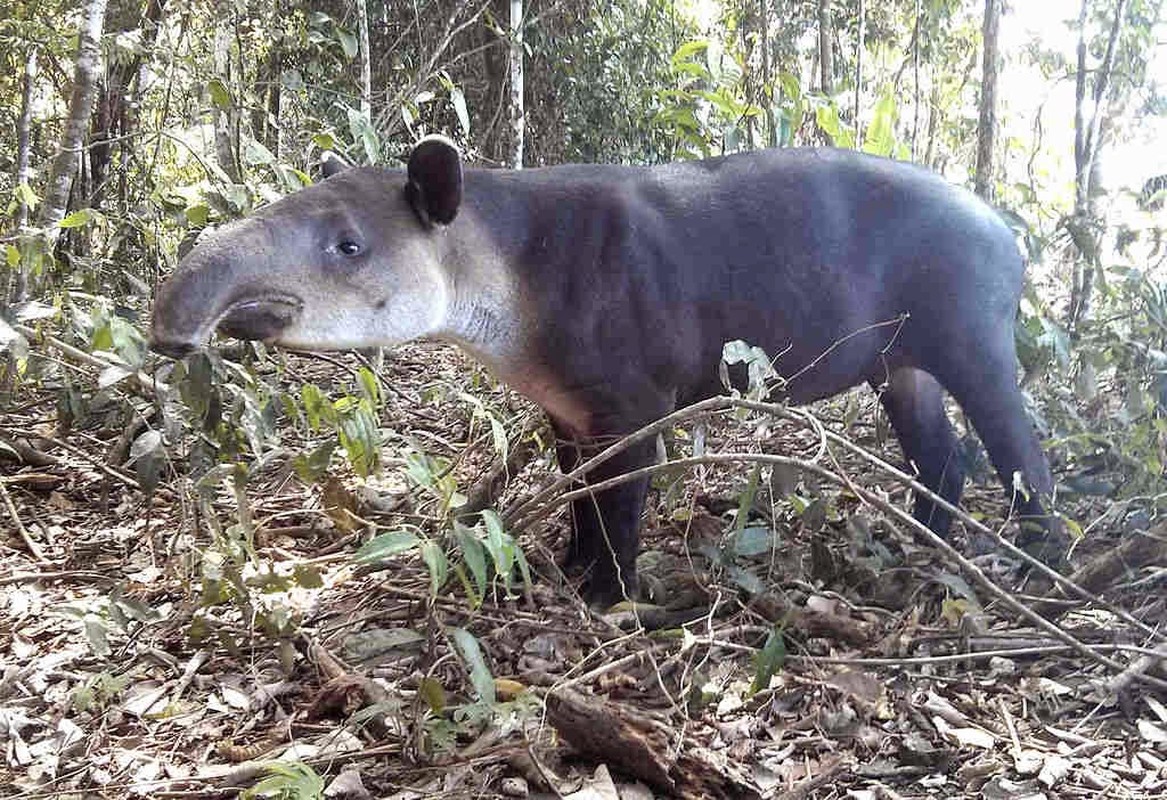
[2,341,1166,799]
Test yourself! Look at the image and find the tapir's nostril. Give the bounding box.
[216,296,302,342]
[150,339,197,359]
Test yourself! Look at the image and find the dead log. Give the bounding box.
[545,688,762,799]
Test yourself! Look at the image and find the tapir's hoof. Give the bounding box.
[1016,519,1071,572]
[581,572,640,609]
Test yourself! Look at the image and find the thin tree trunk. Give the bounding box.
[974,0,1001,200]
[818,0,833,94]
[38,0,108,236]
[15,50,37,233]
[853,0,864,142]
[1069,0,1129,328]
[356,0,372,120]
[6,48,38,306]
[213,22,241,183]
[911,0,921,159]
[508,0,524,168]
[760,0,776,147]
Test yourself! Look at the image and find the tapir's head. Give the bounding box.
[150,137,470,358]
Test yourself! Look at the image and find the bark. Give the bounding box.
[38,0,109,236]
[760,0,777,147]
[974,0,1001,201]
[356,0,372,120]
[911,0,922,159]
[853,0,864,142]
[213,22,241,183]
[508,0,524,168]
[6,48,38,305]
[546,689,764,798]
[15,49,37,232]
[90,0,167,209]
[818,0,833,94]
[1068,0,1130,329]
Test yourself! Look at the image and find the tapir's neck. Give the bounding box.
[430,189,526,362]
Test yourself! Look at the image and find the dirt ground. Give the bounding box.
[2,341,1166,799]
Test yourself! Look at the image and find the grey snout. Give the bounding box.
[216,296,303,342]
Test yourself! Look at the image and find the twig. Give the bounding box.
[13,322,169,397]
[0,570,118,586]
[0,479,46,562]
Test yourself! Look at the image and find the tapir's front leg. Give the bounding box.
[554,426,657,606]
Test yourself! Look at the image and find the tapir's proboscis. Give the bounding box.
[151,139,1065,605]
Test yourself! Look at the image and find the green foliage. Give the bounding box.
[240,761,325,800]
[72,671,131,714]
[751,626,787,694]
[56,586,165,659]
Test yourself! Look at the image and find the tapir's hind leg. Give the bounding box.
[932,342,1067,566]
[873,367,966,535]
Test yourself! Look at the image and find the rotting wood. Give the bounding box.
[545,687,763,799]
[1067,524,1167,597]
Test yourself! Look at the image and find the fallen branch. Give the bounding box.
[545,687,763,799]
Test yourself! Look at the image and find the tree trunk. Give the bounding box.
[508,0,524,168]
[974,0,1001,201]
[6,48,38,306]
[15,49,37,233]
[911,0,922,159]
[38,0,109,236]
[356,0,372,121]
[760,0,777,147]
[818,0,833,94]
[853,0,864,142]
[251,2,284,157]
[213,21,242,183]
[1068,0,1129,329]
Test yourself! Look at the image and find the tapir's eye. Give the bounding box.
[336,240,362,257]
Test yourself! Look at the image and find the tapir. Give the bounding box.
[151,137,1064,605]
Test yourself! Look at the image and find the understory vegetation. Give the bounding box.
[1,1,1165,798]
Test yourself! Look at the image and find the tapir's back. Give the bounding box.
[465,148,1024,403]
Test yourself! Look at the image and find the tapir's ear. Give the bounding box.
[319,151,350,179]
[406,136,463,227]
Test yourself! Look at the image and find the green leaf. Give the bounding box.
[455,522,488,597]
[5,243,19,268]
[862,89,897,156]
[346,107,380,165]
[419,676,446,714]
[337,29,358,59]
[58,208,95,229]
[732,526,774,558]
[751,627,786,694]
[672,39,709,63]
[243,138,276,166]
[241,761,325,800]
[184,203,209,227]
[450,627,495,704]
[15,182,39,210]
[292,441,335,483]
[356,530,421,564]
[312,133,337,152]
[420,540,448,595]
[207,78,231,109]
[356,367,380,405]
[734,465,761,532]
[481,509,514,578]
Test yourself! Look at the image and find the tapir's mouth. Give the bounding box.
[216,294,303,342]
